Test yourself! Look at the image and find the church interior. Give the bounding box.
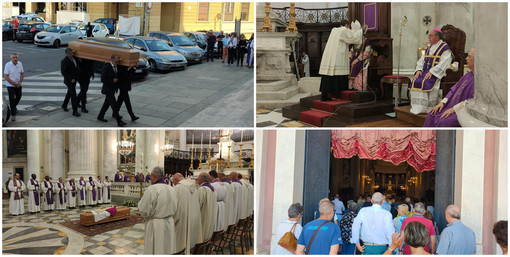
[256,2,507,128]
[2,129,254,255]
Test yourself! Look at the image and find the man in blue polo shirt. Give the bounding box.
[436,205,476,254]
[296,199,342,255]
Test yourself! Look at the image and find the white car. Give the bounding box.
[34,25,83,48]
[80,23,109,38]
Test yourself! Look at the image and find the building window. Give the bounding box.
[198,3,209,21]
[224,3,234,21]
[240,3,250,21]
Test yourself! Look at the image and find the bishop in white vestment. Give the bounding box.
[27,174,41,213]
[8,173,25,215]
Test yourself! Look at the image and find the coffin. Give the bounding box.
[79,206,131,226]
[68,40,140,67]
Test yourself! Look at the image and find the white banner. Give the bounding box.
[119,15,140,36]
[56,11,89,24]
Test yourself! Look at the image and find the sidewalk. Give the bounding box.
[6,61,254,127]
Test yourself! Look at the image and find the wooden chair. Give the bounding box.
[440,24,466,96]
[172,248,186,255]
[209,230,225,254]
[223,224,237,254]
[192,241,210,255]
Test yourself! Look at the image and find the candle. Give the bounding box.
[240,130,243,144]
[201,132,203,149]
[209,131,211,149]
[216,163,219,171]
[192,133,194,150]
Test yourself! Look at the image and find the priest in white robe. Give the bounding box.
[55,177,67,210]
[27,174,41,213]
[139,166,177,254]
[103,176,112,204]
[66,178,77,208]
[42,176,55,211]
[8,173,25,215]
[209,170,227,232]
[86,176,97,206]
[95,176,104,204]
[230,172,244,223]
[77,176,87,207]
[219,172,235,226]
[197,173,218,242]
[172,173,203,254]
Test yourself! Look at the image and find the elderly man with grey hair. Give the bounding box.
[273,203,304,255]
[351,192,394,254]
[138,166,177,254]
[400,202,437,254]
[436,205,476,254]
[296,199,342,255]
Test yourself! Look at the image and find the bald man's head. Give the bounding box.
[172,172,184,185]
[197,172,211,185]
[229,172,238,180]
[445,205,461,223]
[218,172,226,179]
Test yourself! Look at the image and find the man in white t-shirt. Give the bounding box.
[4,53,24,119]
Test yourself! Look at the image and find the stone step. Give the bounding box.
[257,92,312,110]
[335,100,396,119]
[257,86,299,101]
[256,79,291,92]
[395,105,426,127]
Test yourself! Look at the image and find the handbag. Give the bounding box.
[278,222,298,253]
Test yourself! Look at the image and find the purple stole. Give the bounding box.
[221,178,231,184]
[135,175,140,182]
[410,41,451,91]
[57,183,65,204]
[31,179,40,206]
[231,179,242,185]
[13,179,24,200]
[201,182,215,192]
[124,176,130,182]
[212,179,220,183]
[90,181,96,201]
[146,174,150,182]
[107,182,111,199]
[79,180,86,200]
[43,180,54,205]
[115,174,121,182]
[349,39,371,79]
[97,181,101,201]
[70,181,77,197]
[424,71,475,127]
[154,178,167,185]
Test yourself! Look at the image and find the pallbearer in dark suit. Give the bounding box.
[117,64,139,122]
[97,54,126,127]
[60,48,81,117]
[77,58,94,113]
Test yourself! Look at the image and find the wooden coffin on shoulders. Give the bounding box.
[68,40,140,67]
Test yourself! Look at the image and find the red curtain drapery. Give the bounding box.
[331,130,436,172]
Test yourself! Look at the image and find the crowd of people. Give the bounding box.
[275,192,508,255]
[5,168,254,255]
[4,173,112,214]
[204,30,254,68]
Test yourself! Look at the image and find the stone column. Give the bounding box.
[103,130,118,180]
[27,130,42,181]
[68,131,97,179]
[145,130,163,171]
[136,130,146,173]
[179,130,186,151]
[459,3,507,127]
[50,130,65,180]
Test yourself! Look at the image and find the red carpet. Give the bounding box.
[313,100,349,112]
[301,110,331,127]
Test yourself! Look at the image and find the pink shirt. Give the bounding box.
[400,215,436,254]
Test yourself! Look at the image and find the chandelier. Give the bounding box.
[117,130,134,156]
[160,131,174,156]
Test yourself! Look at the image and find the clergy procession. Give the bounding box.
[138,167,254,255]
[6,173,113,215]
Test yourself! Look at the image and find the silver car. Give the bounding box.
[34,24,83,48]
[148,32,205,63]
[124,36,187,72]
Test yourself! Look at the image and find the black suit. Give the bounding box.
[98,63,123,126]
[77,59,94,109]
[116,66,137,119]
[61,56,80,112]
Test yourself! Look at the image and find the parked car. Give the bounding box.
[148,32,205,63]
[16,22,50,42]
[79,23,109,38]
[124,36,187,72]
[34,24,83,48]
[92,18,117,34]
[2,20,14,41]
[16,13,51,26]
[78,37,150,78]
[183,31,207,49]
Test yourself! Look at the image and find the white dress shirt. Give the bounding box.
[332,198,345,214]
[350,204,394,245]
[4,61,24,87]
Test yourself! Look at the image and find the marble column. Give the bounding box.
[270,130,306,252]
[68,131,97,179]
[103,130,118,180]
[136,130,146,173]
[27,130,42,181]
[179,130,186,151]
[50,130,65,180]
[459,3,507,127]
[145,130,163,171]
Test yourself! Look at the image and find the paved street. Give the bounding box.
[2,41,254,127]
